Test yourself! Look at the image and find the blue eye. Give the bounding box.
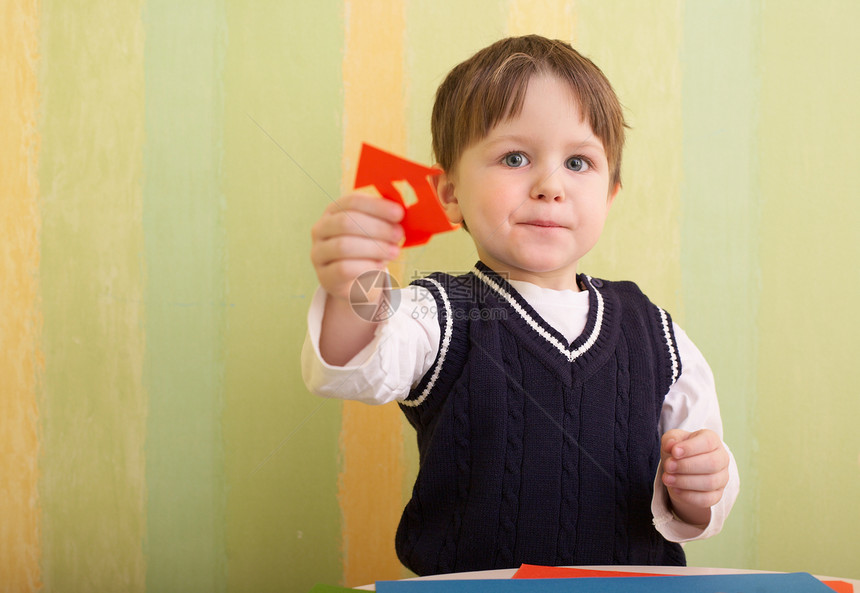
[565,156,589,172]
[503,152,529,168]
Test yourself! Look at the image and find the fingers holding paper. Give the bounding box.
[311,193,405,301]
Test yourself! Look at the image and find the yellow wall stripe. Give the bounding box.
[574,1,684,312]
[507,0,576,40]
[340,0,408,586]
[0,0,43,590]
[37,1,147,588]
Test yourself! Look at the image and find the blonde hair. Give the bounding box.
[432,35,626,189]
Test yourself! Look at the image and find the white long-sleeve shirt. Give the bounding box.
[302,279,739,543]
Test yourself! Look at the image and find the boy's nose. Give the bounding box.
[530,166,565,201]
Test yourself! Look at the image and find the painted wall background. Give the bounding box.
[1,1,859,591]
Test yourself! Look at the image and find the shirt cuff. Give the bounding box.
[300,287,395,404]
[301,285,439,405]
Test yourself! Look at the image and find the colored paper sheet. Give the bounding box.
[354,143,458,247]
[513,565,670,578]
[823,581,855,593]
[376,572,835,592]
[512,564,853,592]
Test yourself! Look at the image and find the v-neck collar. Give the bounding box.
[471,261,606,364]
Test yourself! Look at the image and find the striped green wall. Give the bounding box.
[220,3,344,592]
[1,1,859,591]
[677,0,760,570]
[755,1,860,576]
[142,1,227,590]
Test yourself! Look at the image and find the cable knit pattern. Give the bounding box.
[613,335,631,563]
[437,376,470,573]
[396,263,685,575]
[493,329,525,568]
[555,381,580,565]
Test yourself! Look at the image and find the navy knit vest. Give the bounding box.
[395,262,686,576]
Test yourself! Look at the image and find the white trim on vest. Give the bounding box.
[472,267,604,363]
[658,307,680,385]
[401,276,453,408]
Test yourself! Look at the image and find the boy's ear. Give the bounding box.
[432,167,463,225]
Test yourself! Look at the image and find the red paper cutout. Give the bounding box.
[354,143,458,247]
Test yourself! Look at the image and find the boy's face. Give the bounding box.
[436,74,619,291]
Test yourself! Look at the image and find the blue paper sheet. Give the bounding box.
[376,572,833,592]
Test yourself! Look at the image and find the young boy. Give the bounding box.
[303,35,738,575]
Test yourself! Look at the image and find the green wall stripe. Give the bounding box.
[142,1,227,591]
[575,1,684,311]
[756,1,860,578]
[679,0,761,569]
[221,3,344,591]
[38,2,148,590]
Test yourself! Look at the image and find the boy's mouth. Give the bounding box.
[521,220,565,228]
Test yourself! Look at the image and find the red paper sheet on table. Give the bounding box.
[513,565,671,579]
[354,143,458,247]
[512,564,853,592]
